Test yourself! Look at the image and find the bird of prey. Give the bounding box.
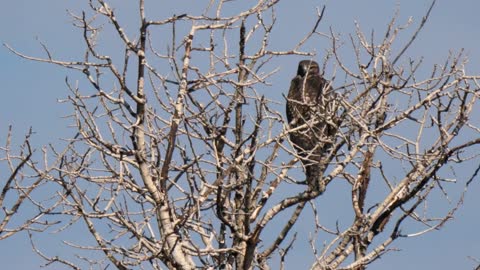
[286,60,338,191]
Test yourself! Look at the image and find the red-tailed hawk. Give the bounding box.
[286,60,337,191]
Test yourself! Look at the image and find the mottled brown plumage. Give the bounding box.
[286,60,337,190]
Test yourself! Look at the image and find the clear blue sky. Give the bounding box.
[1,1,480,269]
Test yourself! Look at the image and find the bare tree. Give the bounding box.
[4,0,480,269]
[0,127,56,240]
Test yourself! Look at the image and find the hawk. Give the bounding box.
[286,60,338,191]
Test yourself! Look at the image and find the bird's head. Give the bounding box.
[297,60,319,77]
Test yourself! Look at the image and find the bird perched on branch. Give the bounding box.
[286,60,338,191]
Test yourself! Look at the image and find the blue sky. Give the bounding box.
[1,1,480,269]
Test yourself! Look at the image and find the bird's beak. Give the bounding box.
[298,65,308,77]
[302,65,308,76]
